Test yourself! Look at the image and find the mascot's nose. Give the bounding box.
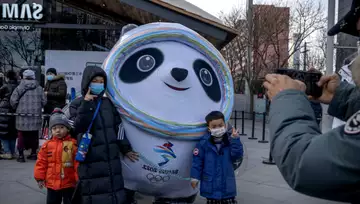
[171,68,188,82]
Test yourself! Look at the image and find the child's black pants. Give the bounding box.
[206,197,237,204]
[47,187,74,204]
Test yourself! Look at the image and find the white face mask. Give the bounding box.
[210,127,226,138]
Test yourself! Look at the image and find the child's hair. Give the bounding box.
[205,111,225,125]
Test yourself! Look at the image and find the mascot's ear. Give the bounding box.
[120,24,138,39]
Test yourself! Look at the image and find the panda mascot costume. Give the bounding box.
[102,23,235,203]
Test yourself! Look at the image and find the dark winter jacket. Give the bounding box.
[268,82,360,203]
[44,75,67,113]
[310,101,322,124]
[69,66,132,204]
[0,80,18,139]
[191,130,243,200]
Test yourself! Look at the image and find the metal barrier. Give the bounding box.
[231,110,268,141]
[230,110,275,165]
[1,110,275,164]
[0,112,51,117]
[258,112,269,143]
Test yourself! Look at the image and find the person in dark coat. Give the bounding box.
[0,70,18,159]
[44,68,67,113]
[69,66,139,204]
[43,68,67,139]
[309,101,322,125]
[0,73,4,87]
[19,69,25,81]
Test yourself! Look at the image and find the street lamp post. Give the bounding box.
[322,0,336,133]
[246,0,253,88]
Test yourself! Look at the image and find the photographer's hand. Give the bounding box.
[263,74,306,101]
[311,74,340,104]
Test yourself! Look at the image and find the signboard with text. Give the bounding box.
[1,3,43,20]
[0,3,43,31]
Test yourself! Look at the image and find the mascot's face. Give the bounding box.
[117,41,222,124]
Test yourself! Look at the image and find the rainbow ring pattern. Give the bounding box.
[103,23,234,140]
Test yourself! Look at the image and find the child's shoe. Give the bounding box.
[27,154,37,160]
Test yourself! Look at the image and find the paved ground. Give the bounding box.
[0,120,345,204]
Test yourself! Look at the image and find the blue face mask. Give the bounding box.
[47,75,54,81]
[89,83,105,95]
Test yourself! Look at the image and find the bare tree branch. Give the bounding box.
[220,1,326,110]
[3,30,42,67]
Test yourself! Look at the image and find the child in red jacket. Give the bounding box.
[34,108,78,204]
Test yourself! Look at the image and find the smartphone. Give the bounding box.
[275,69,323,98]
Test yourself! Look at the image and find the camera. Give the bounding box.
[275,68,323,98]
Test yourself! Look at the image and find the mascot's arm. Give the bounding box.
[118,131,132,155]
[112,102,132,154]
[73,99,96,134]
[190,142,205,180]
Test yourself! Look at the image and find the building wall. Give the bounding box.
[253,5,290,78]
[225,5,290,94]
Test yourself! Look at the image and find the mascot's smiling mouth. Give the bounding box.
[164,82,190,91]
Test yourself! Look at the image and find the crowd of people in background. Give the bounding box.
[0,68,66,162]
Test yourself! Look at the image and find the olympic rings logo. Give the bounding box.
[146,173,170,183]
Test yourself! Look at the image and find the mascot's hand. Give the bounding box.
[190,179,199,189]
[231,127,239,138]
[126,151,140,162]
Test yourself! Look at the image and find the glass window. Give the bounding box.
[41,28,120,51]
[0,0,124,75]
[48,1,121,25]
[0,29,42,73]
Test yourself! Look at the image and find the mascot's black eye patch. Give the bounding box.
[119,48,164,83]
[193,59,221,102]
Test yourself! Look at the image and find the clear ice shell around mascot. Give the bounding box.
[103,23,234,198]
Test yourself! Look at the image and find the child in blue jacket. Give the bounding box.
[190,111,243,204]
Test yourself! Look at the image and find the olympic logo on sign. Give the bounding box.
[146,173,170,183]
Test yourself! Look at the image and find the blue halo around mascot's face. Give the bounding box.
[103,23,234,140]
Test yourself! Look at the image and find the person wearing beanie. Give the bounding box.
[44,67,67,113]
[10,69,46,162]
[23,69,35,79]
[0,70,18,159]
[34,108,78,204]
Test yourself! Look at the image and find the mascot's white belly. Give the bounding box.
[121,120,198,197]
